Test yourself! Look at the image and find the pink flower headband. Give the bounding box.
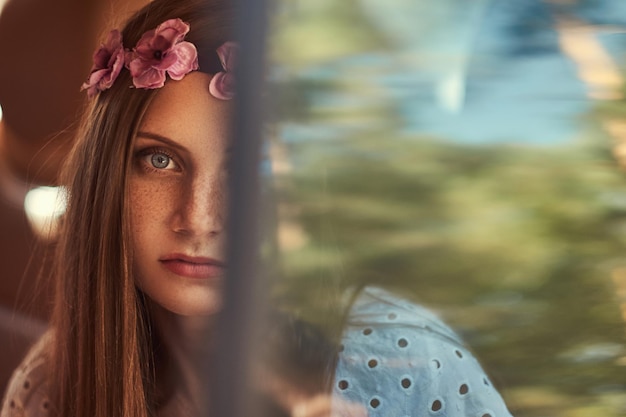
[81,18,237,100]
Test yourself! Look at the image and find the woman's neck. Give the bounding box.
[150,302,216,416]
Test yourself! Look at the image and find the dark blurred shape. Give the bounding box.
[255,311,339,416]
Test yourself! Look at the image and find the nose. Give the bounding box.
[171,173,225,237]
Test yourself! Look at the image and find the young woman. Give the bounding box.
[1,0,238,415]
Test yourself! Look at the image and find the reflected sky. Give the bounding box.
[288,0,626,144]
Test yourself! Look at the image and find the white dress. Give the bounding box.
[332,287,514,417]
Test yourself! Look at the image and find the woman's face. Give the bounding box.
[130,72,231,316]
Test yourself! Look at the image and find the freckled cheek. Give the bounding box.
[129,179,180,239]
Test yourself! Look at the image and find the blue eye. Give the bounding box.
[151,153,171,169]
[135,147,179,173]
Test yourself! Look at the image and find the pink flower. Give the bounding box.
[81,30,125,98]
[126,18,199,89]
[209,42,239,100]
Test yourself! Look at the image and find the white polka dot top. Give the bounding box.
[332,287,514,417]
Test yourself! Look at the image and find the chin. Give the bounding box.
[138,280,224,317]
[164,292,223,317]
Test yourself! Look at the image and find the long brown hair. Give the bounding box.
[50,1,234,416]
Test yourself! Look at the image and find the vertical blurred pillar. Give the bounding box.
[211,0,269,415]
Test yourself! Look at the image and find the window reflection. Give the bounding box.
[264,0,626,416]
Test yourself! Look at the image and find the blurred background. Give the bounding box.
[2,0,626,416]
[265,0,626,416]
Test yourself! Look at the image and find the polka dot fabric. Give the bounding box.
[0,333,51,417]
[332,287,513,417]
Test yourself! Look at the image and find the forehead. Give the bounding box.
[139,72,232,149]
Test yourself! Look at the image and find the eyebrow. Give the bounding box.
[136,131,233,154]
[135,131,188,153]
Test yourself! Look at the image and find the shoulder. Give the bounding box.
[1,332,53,417]
[333,287,514,417]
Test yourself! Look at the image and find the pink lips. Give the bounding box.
[159,254,225,279]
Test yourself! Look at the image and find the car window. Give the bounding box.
[259,1,626,416]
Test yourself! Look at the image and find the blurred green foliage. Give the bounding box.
[266,0,626,415]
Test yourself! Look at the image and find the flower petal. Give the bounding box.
[208,72,235,100]
[91,30,123,70]
[100,50,124,89]
[124,50,135,68]
[132,67,166,89]
[128,57,151,78]
[151,34,173,55]
[81,30,125,97]
[81,68,107,97]
[156,18,190,44]
[134,29,157,58]
[110,48,125,74]
[216,41,239,72]
[103,30,123,53]
[92,48,111,70]
[154,52,179,71]
[166,42,199,80]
